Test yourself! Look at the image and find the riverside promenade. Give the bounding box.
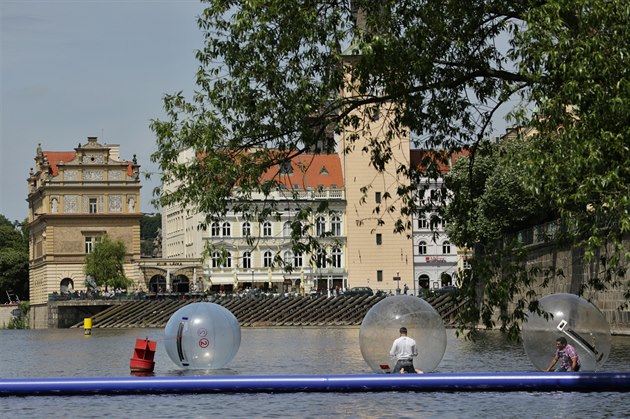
[32,292,465,329]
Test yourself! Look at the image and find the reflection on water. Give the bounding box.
[0,327,628,418]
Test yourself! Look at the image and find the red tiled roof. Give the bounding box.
[260,153,343,188]
[410,149,470,174]
[44,151,134,176]
[44,151,76,176]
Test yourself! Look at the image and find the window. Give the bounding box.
[331,215,341,236]
[89,198,97,214]
[283,221,292,237]
[463,259,471,270]
[375,192,382,203]
[279,160,293,175]
[430,215,440,230]
[242,222,251,237]
[212,251,221,268]
[331,247,342,268]
[316,216,326,237]
[418,215,428,229]
[418,241,427,255]
[376,233,382,245]
[242,251,252,269]
[222,222,231,237]
[263,222,272,237]
[85,237,94,253]
[442,241,451,254]
[316,249,327,268]
[226,251,232,268]
[294,251,303,268]
[211,222,220,237]
[284,250,293,267]
[377,270,383,282]
[263,251,273,268]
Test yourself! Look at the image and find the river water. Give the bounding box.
[1,327,628,418]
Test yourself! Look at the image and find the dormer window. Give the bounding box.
[279,161,293,175]
[320,166,329,175]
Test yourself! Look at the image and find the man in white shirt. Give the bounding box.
[389,327,422,373]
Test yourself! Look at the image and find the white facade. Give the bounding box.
[411,163,463,294]
[161,151,348,295]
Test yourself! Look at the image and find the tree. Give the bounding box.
[151,1,630,332]
[84,235,132,291]
[0,215,29,303]
[140,213,161,257]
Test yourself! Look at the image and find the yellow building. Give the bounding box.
[338,12,413,293]
[27,137,144,306]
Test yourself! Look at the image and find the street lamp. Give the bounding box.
[394,271,401,295]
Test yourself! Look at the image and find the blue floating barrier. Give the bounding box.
[1,372,629,396]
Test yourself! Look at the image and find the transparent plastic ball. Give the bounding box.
[359,295,446,373]
[522,293,611,371]
[164,302,241,369]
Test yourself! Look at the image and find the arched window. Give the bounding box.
[222,222,231,237]
[242,251,252,269]
[418,241,427,255]
[242,221,251,237]
[418,274,430,289]
[284,250,293,267]
[212,251,221,268]
[211,222,220,237]
[210,250,231,268]
[316,216,326,236]
[224,251,232,268]
[283,221,292,237]
[331,215,341,236]
[263,250,273,267]
[263,222,272,237]
[331,247,342,268]
[441,273,452,287]
[316,249,327,268]
[442,241,451,254]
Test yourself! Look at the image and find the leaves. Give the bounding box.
[84,235,132,291]
[151,0,630,334]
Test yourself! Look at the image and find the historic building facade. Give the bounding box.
[27,137,144,305]
[161,150,347,295]
[410,150,469,293]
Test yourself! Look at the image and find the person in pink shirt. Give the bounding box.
[545,337,581,372]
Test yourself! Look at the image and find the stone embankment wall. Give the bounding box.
[0,304,19,328]
[515,235,629,335]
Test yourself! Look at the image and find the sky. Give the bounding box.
[0,0,206,223]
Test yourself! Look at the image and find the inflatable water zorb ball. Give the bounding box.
[164,302,241,369]
[360,295,446,373]
[522,293,611,372]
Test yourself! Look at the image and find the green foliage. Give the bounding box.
[7,301,30,329]
[151,1,630,333]
[140,213,162,256]
[140,213,161,240]
[0,216,29,303]
[84,235,132,291]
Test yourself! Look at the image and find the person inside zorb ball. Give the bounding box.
[522,293,611,372]
[359,295,447,373]
[164,302,241,369]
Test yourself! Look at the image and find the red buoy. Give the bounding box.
[130,338,157,373]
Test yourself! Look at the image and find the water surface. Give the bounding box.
[1,328,628,418]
